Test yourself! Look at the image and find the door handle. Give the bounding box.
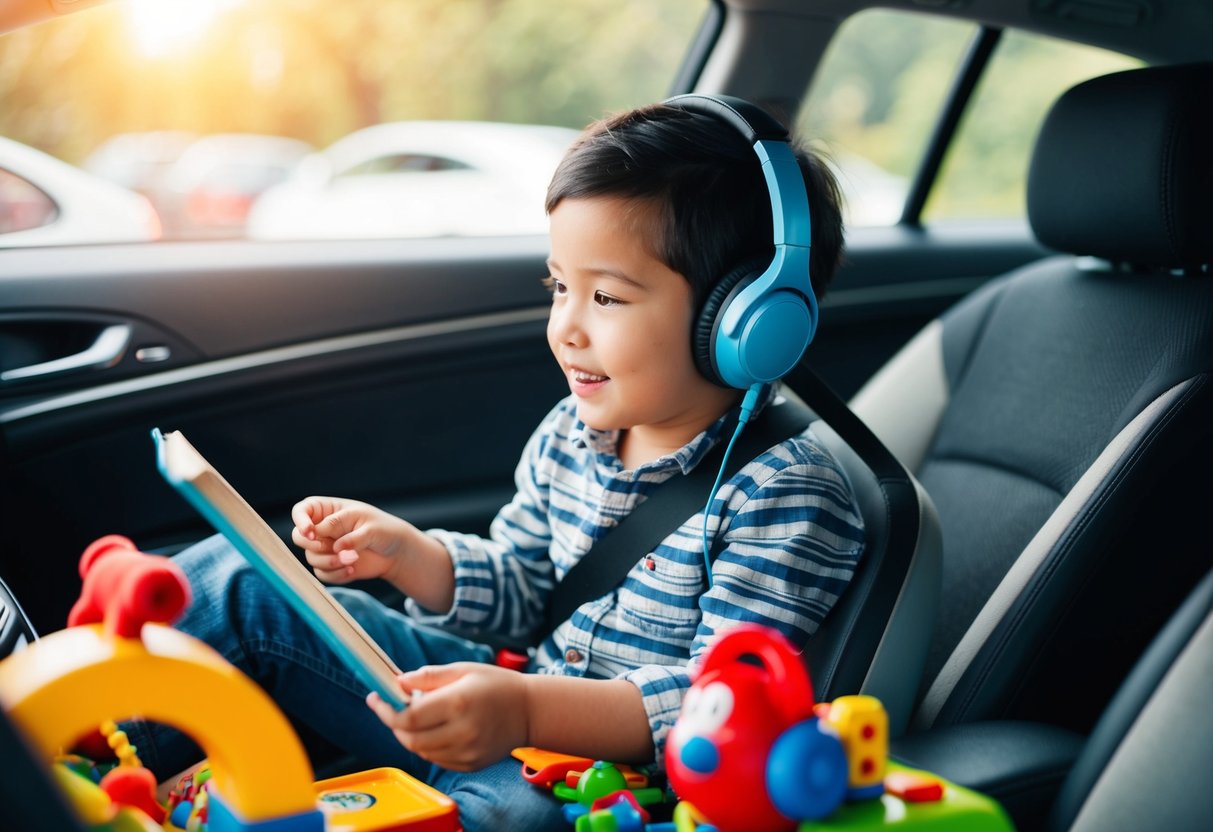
[0,324,132,382]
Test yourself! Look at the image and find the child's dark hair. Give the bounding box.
[545,102,845,309]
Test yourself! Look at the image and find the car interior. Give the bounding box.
[1,0,1211,830]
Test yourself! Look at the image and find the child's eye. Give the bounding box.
[541,275,566,296]
[594,291,622,307]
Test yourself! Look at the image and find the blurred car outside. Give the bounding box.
[157,133,313,240]
[82,130,196,207]
[246,121,580,241]
[0,134,161,248]
[829,152,909,227]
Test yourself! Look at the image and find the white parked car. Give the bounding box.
[0,135,161,248]
[156,133,314,239]
[246,121,581,240]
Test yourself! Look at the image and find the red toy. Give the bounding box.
[100,766,167,823]
[665,624,848,832]
[67,534,192,639]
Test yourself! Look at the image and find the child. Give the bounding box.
[131,99,863,831]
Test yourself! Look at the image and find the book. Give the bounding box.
[152,428,407,710]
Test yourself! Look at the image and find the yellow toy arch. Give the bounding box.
[0,622,321,828]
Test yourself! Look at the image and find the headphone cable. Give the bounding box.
[701,383,763,589]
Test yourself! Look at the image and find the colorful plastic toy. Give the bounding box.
[553,760,665,808]
[0,536,325,831]
[571,790,653,832]
[665,623,1016,832]
[1,535,468,831]
[513,746,653,791]
[314,767,460,832]
[814,697,887,801]
[667,624,846,831]
[67,534,193,639]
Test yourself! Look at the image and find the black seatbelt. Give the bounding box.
[544,392,814,634]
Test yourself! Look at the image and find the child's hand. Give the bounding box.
[366,663,530,772]
[291,496,411,584]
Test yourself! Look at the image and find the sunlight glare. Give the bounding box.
[123,0,244,59]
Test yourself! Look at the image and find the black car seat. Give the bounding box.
[847,62,1213,735]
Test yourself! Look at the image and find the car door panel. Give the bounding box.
[1,239,565,632]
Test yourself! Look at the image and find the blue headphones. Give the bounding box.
[664,94,818,391]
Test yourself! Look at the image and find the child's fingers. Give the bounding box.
[313,509,355,540]
[290,499,324,538]
[304,551,354,570]
[291,526,328,552]
[366,691,398,726]
[332,526,373,555]
[311,564,356,584]
[397,663,470,693]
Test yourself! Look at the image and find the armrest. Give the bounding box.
[891,720,1083,831]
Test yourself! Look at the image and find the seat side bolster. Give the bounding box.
[859,477,943,737]
[1066,586,1213,832]
[911,378,1197,732]
[1053,568,1213,831]
[850,319,948,473]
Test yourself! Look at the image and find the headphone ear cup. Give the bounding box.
[693,258,768,387]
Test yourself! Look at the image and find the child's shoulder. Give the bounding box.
[739,426,853,492]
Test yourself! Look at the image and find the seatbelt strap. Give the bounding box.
[544,394,813,634]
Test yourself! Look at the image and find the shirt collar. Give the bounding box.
[570,383,778,475]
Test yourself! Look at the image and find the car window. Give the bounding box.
[0,0,708,246]
[800,8,1141,227]
[799,9,976,227]
[924,30,1141,222]
[0,168,58,235]
[339,155,473,177]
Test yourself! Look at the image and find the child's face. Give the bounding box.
[546,196,738,446]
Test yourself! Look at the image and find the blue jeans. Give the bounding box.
[125,534,567,832]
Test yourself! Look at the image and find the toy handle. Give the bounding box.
[69,534,192,639]
[699,624,816,724]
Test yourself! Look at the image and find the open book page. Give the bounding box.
[153,428,407,710]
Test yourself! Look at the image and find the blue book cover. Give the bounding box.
[153,428,407,710]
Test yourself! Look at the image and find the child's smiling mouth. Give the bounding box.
[569,367,609,394]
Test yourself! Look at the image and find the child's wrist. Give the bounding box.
[383,522,420,587]
[519,672,537,748]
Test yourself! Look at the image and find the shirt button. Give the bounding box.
[565,648,583,664]
[644,556,656,571]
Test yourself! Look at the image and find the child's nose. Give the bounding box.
[548,302,587,347]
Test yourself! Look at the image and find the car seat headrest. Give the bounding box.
[1027,63,1213,271]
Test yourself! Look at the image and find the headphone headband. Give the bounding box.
[663,93,819,390]
[664,93,790,143]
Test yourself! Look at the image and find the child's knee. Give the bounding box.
[436,759,567,832]
[171,535,269,633]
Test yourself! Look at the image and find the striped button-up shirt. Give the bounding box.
[410,388,865,760]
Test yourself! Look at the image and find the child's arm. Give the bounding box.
[291,496,455,613]
[366,664,654,772]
